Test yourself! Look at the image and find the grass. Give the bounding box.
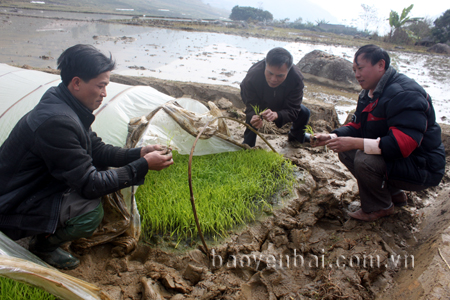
[0,276,57,300]
[136,149,296,243]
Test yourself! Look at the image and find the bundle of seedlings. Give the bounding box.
[304,125,317,144]
[135,149,296,247]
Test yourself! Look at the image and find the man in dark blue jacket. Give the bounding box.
[314,44,445,221]
[0,44,173,269]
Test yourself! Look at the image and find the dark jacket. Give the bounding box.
[240,60,304,127]
[333,67,445,186]
[0,83,149,239]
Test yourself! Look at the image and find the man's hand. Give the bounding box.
[325,137,364,153]
[140,144,165,157]
[141,145,172,157]
[260,109,278,122]
[250,114,263,129]
[144,150,173,171]
[311,133,331,147]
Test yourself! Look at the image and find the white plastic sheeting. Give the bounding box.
[0,232,112,300]
[0,65,61,144]
[0,64,242,154]
[0,63,173,147]
[137,98,242,156]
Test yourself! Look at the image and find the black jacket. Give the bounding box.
[0,83,149,239]
[240,60,304,127]
[333,67,445,186]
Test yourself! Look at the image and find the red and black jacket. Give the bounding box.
[333,67,445,186]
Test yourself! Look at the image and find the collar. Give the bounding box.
[56,82,95,129]
[362,66,396,99]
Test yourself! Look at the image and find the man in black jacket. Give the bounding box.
[314,44,445,221]
[0,44,173,269]
[240,47,310,147]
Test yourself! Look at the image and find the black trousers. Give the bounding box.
[339,150,427,212]
[243,104,311,147]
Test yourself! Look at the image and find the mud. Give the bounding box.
[30,74,446,300]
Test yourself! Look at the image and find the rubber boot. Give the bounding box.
[29,233,80,270]
[29,202,104,270]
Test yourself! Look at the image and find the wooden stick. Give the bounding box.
[438,248,450,271]
[188,116,277,258]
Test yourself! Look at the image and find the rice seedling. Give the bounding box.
[0,276,56,300]
[250,104,267,119]
[304,124,318,144]
[304,125,315,136]
[135,149,296,244]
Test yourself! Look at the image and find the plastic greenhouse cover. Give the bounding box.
[0,63,174,147]
[136,98,242,156]
[0,232,111,300]
[93,85,173,147]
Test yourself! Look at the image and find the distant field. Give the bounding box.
[0,0,229,19]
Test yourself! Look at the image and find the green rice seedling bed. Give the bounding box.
[136,149,296,244]
[0,276,57,300]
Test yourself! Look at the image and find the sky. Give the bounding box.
[206,0,448,35]
[315,0,448,33]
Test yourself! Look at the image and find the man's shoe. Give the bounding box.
[32,247,80,270]
[29,237,80,270]
[391,191,408,207]
[348,205,395,222]
[288,132,308,148]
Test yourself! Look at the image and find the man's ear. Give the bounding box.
[70,77,82,91]
[377,59,386,71]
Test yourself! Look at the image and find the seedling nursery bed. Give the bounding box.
[136,149,296,248]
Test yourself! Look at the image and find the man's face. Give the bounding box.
[264,63,289,88]
[76,71,110,111]
[353,54,385,93]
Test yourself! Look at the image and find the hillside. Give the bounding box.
[0,0,230,19]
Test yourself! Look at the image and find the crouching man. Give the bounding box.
[240,47,311,147]
[0,44,173,269]
[313,44,445,221]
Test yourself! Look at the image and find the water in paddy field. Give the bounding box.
[1,10,449,125]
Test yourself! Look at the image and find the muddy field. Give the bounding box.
[3,10,450,298]
[32,74,448,300]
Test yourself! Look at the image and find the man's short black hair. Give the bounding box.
[354,44,390,70]
[265,47,293,69]
[57,44,116,86]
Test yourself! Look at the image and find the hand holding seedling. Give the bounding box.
[140,144,167,157]
[325,137,364,152]
[260,109,278,122]
[144,150,173,171]
[311,133,330,147]
[250,114,264,129]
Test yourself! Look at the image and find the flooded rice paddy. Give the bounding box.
[1,9,449,124]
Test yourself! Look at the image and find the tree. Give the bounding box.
[406,18,432,40]
[315,19,329,26]
[388,4,421,35]
[432,9,450,43]
[387,4,423,44]
[359,4,380,34]
[229,5,273,22]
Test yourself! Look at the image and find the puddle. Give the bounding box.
[1,10,449,124]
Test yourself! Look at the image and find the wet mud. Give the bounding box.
[54,80,450,299]
[2,10,449,297]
